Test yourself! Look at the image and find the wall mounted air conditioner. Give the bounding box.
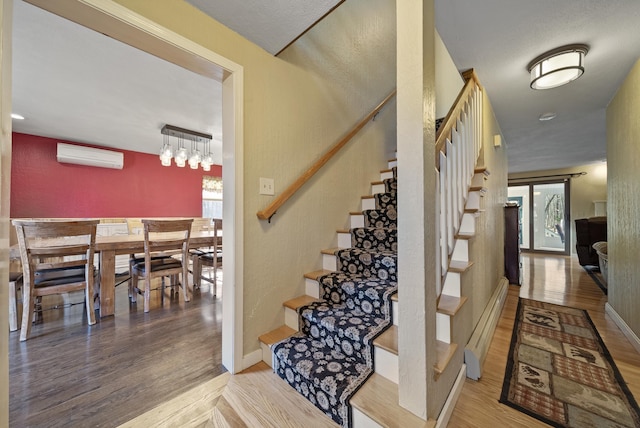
[57,143,124,169]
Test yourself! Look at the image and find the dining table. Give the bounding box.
[10,230,220,318]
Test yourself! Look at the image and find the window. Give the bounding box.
[203,176,222,219]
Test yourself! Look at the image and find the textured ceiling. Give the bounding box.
[12,1,223,164]
[12,1,640,174]
[436,0,640,173]
[185,0,343,55]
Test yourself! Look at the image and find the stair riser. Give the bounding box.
[451,239,469,263]
[380,170,394,181]
[351,214,365,229]
[338,232,351,249]
[260,342,273,367]
[388,159,397,168]
[436,311,451,344]
[466,191,481,211]
[323,253,337,271]
[362,197,376,211]
[285,306,299,330]
[374,347,398,384]
[353,407,383,428]
[442,271,461,297]
[372,183,386,194]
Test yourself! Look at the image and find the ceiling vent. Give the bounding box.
[56,143,124,169]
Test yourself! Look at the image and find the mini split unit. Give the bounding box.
[56,143,124,169]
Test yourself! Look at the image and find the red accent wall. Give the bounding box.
[10,133,222,218]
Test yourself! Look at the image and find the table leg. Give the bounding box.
[100,249,116,317]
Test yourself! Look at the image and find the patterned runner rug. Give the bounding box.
[500,298,640,427]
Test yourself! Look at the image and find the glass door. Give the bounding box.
[532,182,567,252]
[508,180,570,254]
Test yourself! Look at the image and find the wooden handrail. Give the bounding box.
[435,69,481,170]
[257,90,397,221]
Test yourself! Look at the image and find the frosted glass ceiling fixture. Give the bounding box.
[528,44,589,90]
[160,124,212,169]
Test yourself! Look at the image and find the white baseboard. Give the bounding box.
[242,349,263,370]
[605,303,640,353]
[464,278,509,380]
[436,364,466,428]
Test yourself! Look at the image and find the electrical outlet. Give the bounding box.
[259,177,275,195]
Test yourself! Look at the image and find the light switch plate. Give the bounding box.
[259,177,275,195]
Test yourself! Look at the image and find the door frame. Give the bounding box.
[508,178,571,255]
[8,0,245,374]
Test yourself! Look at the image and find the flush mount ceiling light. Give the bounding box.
[528,44,589,90]
[11,113,25,120]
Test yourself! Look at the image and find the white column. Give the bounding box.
[397,0,436,419]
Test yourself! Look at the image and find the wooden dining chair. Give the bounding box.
[130,219,193,312]
[8,271,23,332]
[12,219,99,341]
[192,218,222,295]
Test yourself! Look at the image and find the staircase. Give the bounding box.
[258,71,489,428]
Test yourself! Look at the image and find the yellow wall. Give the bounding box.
[113,0,397,355]
[509,162,608,255]
[606,58,640,338]
[0,0,12,425]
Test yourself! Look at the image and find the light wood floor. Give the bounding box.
[448,253,640,427]
[122,253,640,427]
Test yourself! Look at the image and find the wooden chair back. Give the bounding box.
[131,219,193,312]
[12,219,99,341]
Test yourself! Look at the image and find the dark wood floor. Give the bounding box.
[9,270,225,428]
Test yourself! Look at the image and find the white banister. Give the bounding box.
[435,71,484,297]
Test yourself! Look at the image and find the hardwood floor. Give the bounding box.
[126,253,638,428]
[9,270,225,427]
[13,254,638,427]
[448,253,640,427]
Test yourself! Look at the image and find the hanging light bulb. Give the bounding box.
[174,134,188,167]
[188,140,201,169]
[200,139,213,171]
[159,133,173,166]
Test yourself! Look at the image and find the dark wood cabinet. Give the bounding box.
[505,204,521,285]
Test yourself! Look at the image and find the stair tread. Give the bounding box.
[362,195,375,199]
[474,166,490,176]
[351,373,435,428]
[380,168,393,173]
[304,269,334,280]
[350,211,364,216]
[437,295,468,316]
[321,247,341,255]
[434,341,458,377]
[372,180,385,185]
[391,292,398,302]
[258,325,296,347]
[373,325,398,355]
[337,229,351,234]
[284,295,320,311]
[213,395,247,427]
[449,260,474,273]
[455,231,475,240]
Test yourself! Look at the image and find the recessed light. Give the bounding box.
[539,112,557,121]
[11,113,25,120]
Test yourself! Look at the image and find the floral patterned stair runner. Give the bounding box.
[272,167,397,427]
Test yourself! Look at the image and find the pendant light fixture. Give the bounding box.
[160,124,212,169]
